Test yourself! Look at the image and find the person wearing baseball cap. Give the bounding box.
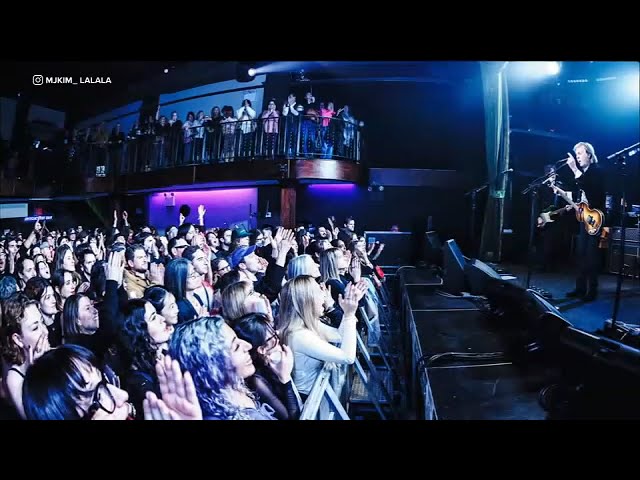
[230,244,287,302]
[229,245,259,270]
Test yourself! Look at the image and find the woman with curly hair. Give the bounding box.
[169,316,277,420]
[0,292,50,418]
[119,299,173,419]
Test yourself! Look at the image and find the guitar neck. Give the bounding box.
[557,190,579,211]
[549,206,568,215]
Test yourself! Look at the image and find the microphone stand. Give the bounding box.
[465,183,488,257]
[521,163,569,289]
[608,149,632,332]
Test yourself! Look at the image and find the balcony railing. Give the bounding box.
[70,115,362,178]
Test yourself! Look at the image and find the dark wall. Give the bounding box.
[296,184,470,251]
[287,78,486,176]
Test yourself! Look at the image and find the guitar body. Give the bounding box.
[575,202,604,236]
[547,178,604,236]
[537,206,567,228]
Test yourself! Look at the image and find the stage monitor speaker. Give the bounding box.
[443,239,466,294]
[426,362,549,420]
[364,231,413,267]
[546,325,640,419]
[559,326,640,378]
[465,258,502,296]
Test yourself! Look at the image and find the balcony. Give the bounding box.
[1,115,365,198]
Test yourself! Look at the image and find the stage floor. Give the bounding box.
[499,264,640,333]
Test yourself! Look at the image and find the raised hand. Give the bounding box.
[274,227,284,244]
[267,344,293,384]
[338,282,365,318]
[566,151,577,172]
[278,229,295,253]
[148,262,165,286]
[322,283,335,311]
[198,204,206,218]
[25,332,50,368]
[270,227,283,257]
[105,250,125,285]
[148,355,202,421]
[349,254,361,283]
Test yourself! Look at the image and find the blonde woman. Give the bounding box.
[221,281,273,323]
[286,254,320,280]
[277,276,367,400]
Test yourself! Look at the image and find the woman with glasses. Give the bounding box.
[22,344,135,420]
[212,257,231,274]
[230,313,299,420]
[170,316,278,420]
[164,258,205,324]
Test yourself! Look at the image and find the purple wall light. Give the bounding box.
[148,188,258,233]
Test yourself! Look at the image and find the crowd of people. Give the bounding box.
[0,208,388,420]
[63,91,361,176]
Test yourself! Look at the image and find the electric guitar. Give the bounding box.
[547,178,604,236]
[537,206,569,228]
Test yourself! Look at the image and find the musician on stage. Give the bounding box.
[537,165,564,272]
[552,142,606,302]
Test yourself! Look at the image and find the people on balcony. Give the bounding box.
[220,106,237,162]
[193,111,206,163]
[23,92,363,182]
[301,92,319,157]
[204,106,222,162]
[236,100,256,159]
[182,112,196,165]
[261,99,280,159]
[282,93,302,157]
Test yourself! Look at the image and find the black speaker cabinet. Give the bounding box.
[364,231,414,267]
[608,241,640,276]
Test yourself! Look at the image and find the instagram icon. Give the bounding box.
[33,75,44,85]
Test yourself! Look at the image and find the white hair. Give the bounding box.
[574,142,598,164]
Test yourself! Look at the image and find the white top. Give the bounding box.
[288,317,357,394]
[235,106,256,134]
